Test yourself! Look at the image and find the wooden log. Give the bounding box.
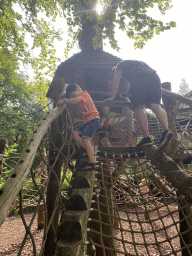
[94,89,192,108]
[95,101,132,107]
[38,203,45,230]
[0,104,66,227]
[44,159,63,256]
[161,82,178,156]
[141,144,192,204]
[0,139,7,182]
[54,170,96,256]
[162,88,192,108]
[174,159,192,256]
[37,148,47,230]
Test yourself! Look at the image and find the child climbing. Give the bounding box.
[98,106,119,147]
[57,83,100,170]
[100,106,119,129]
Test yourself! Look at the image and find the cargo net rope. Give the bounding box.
[67,102,192,149]
[0,102,192,255]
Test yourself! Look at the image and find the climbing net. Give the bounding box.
[0,101,192,256]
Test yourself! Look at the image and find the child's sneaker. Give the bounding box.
[79,162,97,171]
[158,130,173,152]
[136,137,152,147]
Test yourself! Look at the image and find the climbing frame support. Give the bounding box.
[54,170,96,256]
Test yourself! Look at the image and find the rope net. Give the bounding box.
[67,102,192,150]
[0,102,192,256]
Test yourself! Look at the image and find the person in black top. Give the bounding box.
[104,60,173,151]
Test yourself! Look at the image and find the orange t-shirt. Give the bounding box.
[79,91,100,123]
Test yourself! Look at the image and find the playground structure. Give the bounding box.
[1,49,192,255]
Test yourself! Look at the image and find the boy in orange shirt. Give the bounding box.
[57,83,100,170]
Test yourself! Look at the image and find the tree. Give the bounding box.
[0,0,176,106]
[1,0,176,72]
[0,0,177,141]
[0,47,47,151]
[0,0,62,151]
[63,0,176,54]
[177,78,191,97]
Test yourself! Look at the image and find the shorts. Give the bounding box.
[76,118,100,140]
[128,71,162,109]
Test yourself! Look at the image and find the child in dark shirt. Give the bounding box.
[104,60,173,151]
[57,83,100,170]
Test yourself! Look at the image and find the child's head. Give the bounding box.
[102,106,110,115]
[66,83,82,98]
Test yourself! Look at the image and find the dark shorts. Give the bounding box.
[128,71,162,109]
[76,118,100,140]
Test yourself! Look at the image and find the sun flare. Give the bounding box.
[96,2,103,15]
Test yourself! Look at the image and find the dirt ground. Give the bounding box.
[0,213,44,256]
[0,206,182,256]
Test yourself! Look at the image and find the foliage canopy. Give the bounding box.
[0,0,176,150]
[63,0,176,53]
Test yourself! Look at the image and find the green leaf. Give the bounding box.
[170,21,176,27]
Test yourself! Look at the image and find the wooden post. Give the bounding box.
[53,148,98,256]
[44,159,63,256]
[37,148,47,230]
[161,82,178,156]
[161,83,192,254]
[0,105,66,227]
[175,159,192,256]
[0,139,7,182]
[44,112,65,255]
[142,144,192,255]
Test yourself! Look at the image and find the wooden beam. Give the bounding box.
[54,171,96,256]
[0,104,66,227]
[94,101,132,107]
[162,88,192,108]
[161,82,178,156]
[93,87,192,109]
[141,144,192,204]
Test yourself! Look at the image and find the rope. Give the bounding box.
[1,97,192,256]
[0,100,53,116]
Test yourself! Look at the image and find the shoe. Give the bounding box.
[79,162,97,171]
[158,130,173,152]
[136,137,152,147]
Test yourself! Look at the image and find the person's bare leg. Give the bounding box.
[73,131,85,148]
[83,138,95,163]
[134,105,149,137]
[150,104,169,131]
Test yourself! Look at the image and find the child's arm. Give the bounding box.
[65,96,81,104]
[107,117,115,126]
[100,118,106,127]
[57,96,81,106]
[59,92,66,99]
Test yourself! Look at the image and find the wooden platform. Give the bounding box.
[49,145,192,162]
